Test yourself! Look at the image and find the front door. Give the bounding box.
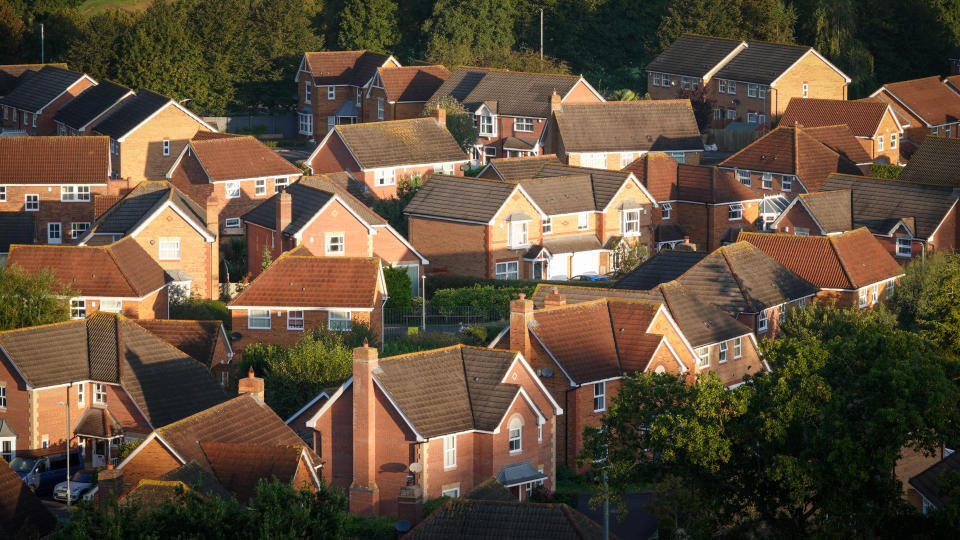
[47,222,61,244]
[92,440,106,467]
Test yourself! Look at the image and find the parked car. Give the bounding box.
[9,449,82,495]
[53,469,97,502]
[570,273,610,282]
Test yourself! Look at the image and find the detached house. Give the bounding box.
[870,76,960,145]
[53,80,133,136]
[779,98,905,164]
[646,34,850,128]
[0,66,96,135]
[305,114,469,199]
[363,65,450,122]
[428,67,604,162]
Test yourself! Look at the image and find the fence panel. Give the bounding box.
[383,305,508,327]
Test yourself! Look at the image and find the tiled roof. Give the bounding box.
[93,90,178,139]
[739,228,904,289]
[463,477,517,502]
[73,406,124,438]
[898,136,960,186]
[0,135,109,184]
[404,174,518,223]
[54,80,133,131]
[534,163,639,209]
[616,251,708,290]
[134,319,225,369]
[0,63,67,96]
[157,461,231,500]
[0,456,55,538]
[304,51,393,86]
[200,441,304,504]
[0,213,33,253]
[187,134,302,182]
[378,65,450,102]
[803,125,872,165]
[374,345,522,438]
[541,234,603,256]
[229,254,381,309]
[553,101,703,153]
[645,34,745,78]
[333,118,468,169]
[654,222,689,244]
[0,65,88,113]
[779,98,891,138]
[429,67,585,118]
[480,155,563,181]
[622,152,680,201]
[877,76,960,126]
[909,452,960,510]
[519,175,595,214]
[90,181,212,238]
[821,173,957,239]
[625,155,758,204]
[7,237,167,298]
[793,190,853,233]
[715,41,814,84]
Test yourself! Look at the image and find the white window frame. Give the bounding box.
[718,80,726,93]
[298,113,313,136]
[442,487,460,498]
[25,194,39,211]
[758,310,768,332]
[355,88,362,106]
[225,218,241,229]
[890,133,898,149]
[887,280,895,299]
[622,209,641,236]
[727,81,736,94]
[304,81,312,104]
[61,185,91,202]
[47,222,61,244]
[668,151,686,164]
[0,185,5,202]
[325,233,345,255]
[77,383,84,407]
[580,153,607,169]
[94,383,107,404]
[782,175,793,192]
[727,109,736,120]
[478,114,495,137]
[225,181,241,199]
[728,203,743,221]
[858,288,868,308]
[719,342,728,363]
[577,212,589,231]
[162,140,170,156]
[10,109,15,122]
[896,237,912,257]
[71,222,89,239]
[496,261,518,280]
[542,217,552,234]
[734,337,742,359]
[483,146,497,161]
[509,221,529,248]
[374,169,396,186]
[748,83,757,97]
[158,239,181,261]
[275,177,289,193]
[871,284,879,305]
[933,126,940,136]
[737,169,750,186]
[653,73,661,86]
[248,309,271,329]
[662,74,670,86]
[287,310,304,331]
[377,98,384,121]
[661,202,672,220]
[514,117,534,133]
[255,179,266,196]
[696,346,709,368]
[747,112,757,124]
[877,136,884,152]
[759,86,767,99]
[327,86,335,100]
[593,382,605,412]
[329,310,352,331]
[443,435,456,469]
[620,152,636,168]
[100,299,122,313]
[70,299,86,319]
[508,419,522,453]
[762,172,772,190]
[758,114,766,125]
[802,83,809,98]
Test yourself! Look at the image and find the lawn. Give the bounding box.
[79,0,152,15]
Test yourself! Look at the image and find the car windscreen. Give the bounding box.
[72,471,94,483]
[9,457,36,473]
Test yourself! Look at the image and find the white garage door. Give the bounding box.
[571,251,599,277]
[549,254,570,280]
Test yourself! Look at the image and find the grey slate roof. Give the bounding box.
[0,66,87,113]
[0,212,33,252]
[714,41,813,84]
[405,174,519,223]
[91,181,211,237]
[909,452,960,510]
[645,34,745,78]
[519,175,596,214]
[820,173,958,239]
[535,163,640,210]
[93,89,173,139]
[54,81,132,131]
[616,251,708,290]
[553,101,702,153]
[898,136,960,186]
[332,118,468,169]
[496,461,548,487]
[0,63,67,97]
[794,190,853,233]
[479,155,563,181]
[429,67,584,118]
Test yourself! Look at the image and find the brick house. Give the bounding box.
[363,65,450,123]
[646,34,850,129]
[906,451,960,514]
[898,136,960,186]
[545,100,704,169]
[739,228,905,309]
[0,66,96,135]
[305,114,469,199]
[428,67,604,162]
[79,181,219,300]
[6,237,170,320]
[241,175,428,289]
[295,51,400,140]
[406,165,657,280]
[133,319,234,387]
[302,343,562,521]
[779,98,905,164]
[166,132,303,244]
[616,242,819,338]
[0,448,55,537]
[53,80,133,136]
[92,90,215,182]
[869,76,960,147]
[228,253,387,350]
[0,312,228,466]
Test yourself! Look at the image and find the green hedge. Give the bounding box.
[869,163,903,179]
[425,273,613,299]
[384,267,413,309]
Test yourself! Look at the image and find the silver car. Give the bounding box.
[53,469,96,502]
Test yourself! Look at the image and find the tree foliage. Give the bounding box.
[0,0,26,64]
[423,97,477,153]
[383,266,413,309]
[337,0,399,54]
[0,264,75,331]
[892,252,960,360]
[424,0,516,67]
[372,173,424,237]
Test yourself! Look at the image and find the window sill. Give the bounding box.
[509,450,521,455]
[248,327,272,331]
[593,409,605,413]
[158,259,182,262]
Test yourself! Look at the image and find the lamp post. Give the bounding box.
[56,383,71,512]
[421,274,427,331]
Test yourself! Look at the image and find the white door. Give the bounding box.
[92,440,106,468]
[549,254,570,280]
[47,222,61,244]
[571,251,599,276]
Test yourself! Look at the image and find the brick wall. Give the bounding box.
[120,437,181,491]
[772,53,848,114]
[245,222,284,279]
[231,308,375,351]
[297,199,373,257]
[0,184,110,244]
[0,353,31,449]
[132,206,217,299]
[706,201,760,251]
[775,203,823,235]
[31,383,150,452]
[115,105,211,182]
[409,217,488,277]
[4,78,96,135]
[372,227,422,265]
[315,385,354,492]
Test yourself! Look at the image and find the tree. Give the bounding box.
[260,246,273,272]
[0,0,26,64]
[891,252,960,360]
[423,0,517,67]
[63,9,138,81]
[657,0,743,50]
[423,97,477,153]
[675,85,714,131]
[0,265,75,331]
[610,241,649,278]
[383,266,413,309]
[337,0,399,54]
[372,173,424,237]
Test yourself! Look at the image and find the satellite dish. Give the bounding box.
[540,368,554,378]
[409,462,423,474]
[231,332,243,341]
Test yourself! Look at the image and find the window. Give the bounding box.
[25,194,39,211]
[593,382,605,412]
[329,311,352,331]
[620,152,636,168]
[0,186,5,201]
[61,185,91,202]
[377,98,384,121]
[0,386,6,408]
[298,113,313,135]
[47,222,61,244]
[661,202,672,220]
[478,114,495,136]
[249,309,271,329]
[255,179,266,196]
[509,221,529,248]
[508,418,522,452]
[70,299,86,319]
[737,170,750,186]
[728,203,743,220]
[662,74,670,86]
[781,175,792,192]
[578,213,589,230]
[374,169,396,186]
[443,435,456,468]
[734,337,742,359]
[728,81,736,94]
[287,310,304,330]
[891,133,898,149]
[23,113,28,126]
[325,233,344,255]
[327,86,335,100]
[94,383,107,404]
[514,117,534,132]
[0,439,10,460]
[622,209,640,235]
[933,126,940,136]
[483,146,497,161]
[275,177,288,193]
[794,227,810,236]
[668,151,685,164]
[896,237,912,257]
[225,218,241,229]
[162,140,170,156]
[327,116,336,132]
[32,114,36,128]
[77,383,84,406]
[871,284,879,305]
[696,347,709,367]
[762,172,772,190]
[71,222,89,239]
[778,305,786,325]
[653,73,661,86]
[948,126,953,138]
[304,81,312,104]
[747,112,757,124]
[442,487,460,498]
[877,136,884,152]
[525,479,545,498]
[224,181,241,199]
[887,280,895,299]
[759,86,767,99]
[41,438,48,449]
[10,109,15,122]
[542,217,552,234]
[802,83,809,98]
[758,114,766,125]
[496,261,518,280]
[110,139,119,154]
[719,342,728,363]
[758,310,768,332]
[799,297,807,309]
[714,108,722,120]
[158,239,180,261]
[718,80,726,93]
[580,153,607,169]
[100,299,122,313]
[727,109,737,120]
[748,83,757,97]
[858,288,869,308]
[355,88,362,106]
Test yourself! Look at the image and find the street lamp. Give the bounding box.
[421,274,427,331]
[56,383,72,512]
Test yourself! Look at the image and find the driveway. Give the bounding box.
[272,145,313,165]
[577,492,657,540]
[42,497,70,523]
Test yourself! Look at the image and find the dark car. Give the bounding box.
[9,449,82,495]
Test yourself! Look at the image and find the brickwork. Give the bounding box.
[0,184,111,244]
[120,438,181,491]
[362,88,425,122]
[316,385,354,492]
[567,150,700,170]
[231,308,378,352]
[131,206,217,299]
[2,78,95,135]
[409,216,487,276]
[706,201,760,251]
[111,105,211,182]
[297,73,367,139]
[29,382,150,452]
[0,354,32,448]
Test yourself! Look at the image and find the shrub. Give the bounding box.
[457,325,488,346]
[869,163,903,179]
[343,514,396,539]
[431,284,534,313]
[384,266,413,309]
[170,297,231,331]
[382,331,460,357]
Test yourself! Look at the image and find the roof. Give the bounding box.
[185,134,302,182]
[793,190,853,233]
[133,319,226,369]
[54,80,132,131]
[0,213,33,253]
[898,136,960,186]
[7,236,167,298]
[404,174,518,223]
[157,461,231,500]
[374,345,524,438]
[877,76,960,126]
[533,163,642,210]
[94,89,203,140]
[739,228,904,289]
[0,63,67,96]
[0,456,56,538]
[553,101,702,153]
[377,65,450,102]
[303,51,393,86]
[497,461,549,487]
[541,234,603,256]
[0,135,110,184]
[519,175,605,215]
[803,125,873,165]
[89,181,212,238]
[429,67,585,118]
[73,406,124,438]
[717,41,815,84]
[480,155,563,181]
[0,65,88,113]
[779,98,892,138]
[330,118,467,169]
[229,254,381,309]
[616,251,708,290]
[820,174,957,239]
[0,313,229,427]
[908,452,960,510]
[463,477,517,502]
[200,441,305,504]
[645,34,745,78]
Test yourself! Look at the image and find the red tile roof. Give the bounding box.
[187,134,302,182]
[303,51,393,86]
[803,125,873,165]
[229,254,382,308]
[780,98,891,138]
[879,76,960,126]
[378,65,451,102]
[622,152,679,201]
[200,441,305,504]
[0,136,110,184]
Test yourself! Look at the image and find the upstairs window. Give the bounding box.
[162,139,170,156]
[580,153,607,169]
[287,310,304,331]
[718,80,726,93]
[762,172,772,190]
[858,287,869,308]
[508,418,522,453]
[0,386,5,410]
[355,88,362,106]
[891,133,898,149]
[661,202,672,220]
[748,83,757,97]
[759,86,767,99]
[478,114,495,136]
[275,177,289,193]
[255,179,266,196]
[887,280,896,299]
[443,435,456,468]
[94,383,107,404]
[377,98,384,121]
[304,81,312,104]
[758,310,768,332]
[0,185,6,202]
[696,347,709,367]
[249,309,271,329]
[719,342,728,363]
[802,83,809,98]
[225,182,241,199]
[877,136,884,152]
[77,383,85,406]
[110,139,119,154]
[374,169,396,186]
[542,217,552,234]
[225,218,241,229]
[728,203,743,220]
[622,209,641,235]
[734,337,742,358]
[514,117,534,132]
[325,233,345,255]
[578,212,589,230]
[159,239,180,261]
[61,185,91,202]
[329,310,352,331]
[782,175,793,192]
[653,73,661,86]
[727,81,736,94]
[896,237,912,257]
[71,299,86,319]
[737,169,750,186]
[100,299,122,313]
[509,221,529,248]
[593,382,606,412]
[871,284,879,305]
[25,194,39,211]
[327,86,335,100]
[668,151,685,164]
[662,74,670,86]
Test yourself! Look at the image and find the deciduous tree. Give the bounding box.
[336,0,399,54]
[0,265,75,331]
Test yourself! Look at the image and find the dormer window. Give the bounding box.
[478,113,495,137]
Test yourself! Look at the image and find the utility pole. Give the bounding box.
[603,469,610,540]
[539,9,544,60]
[40,23,44,64]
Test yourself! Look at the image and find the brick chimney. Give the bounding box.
[550,91,562,113]
[97,464,123,509]
[238,367,265,403]
[674,235,697,251]
[350,341,380,515]
[510,293,535,360]
[543,287,566,308]
[205,194,220,236]
[277,191,292,232]
[430,107,446,128]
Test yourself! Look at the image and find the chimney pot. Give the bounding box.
[238,369,265,402]
[518,293,526,300]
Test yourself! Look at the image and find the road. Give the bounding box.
[577,492,657,540]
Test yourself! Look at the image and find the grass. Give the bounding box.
[79,0,152,15]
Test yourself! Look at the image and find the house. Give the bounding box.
[166,132,303,243]
[544,100,703,169]
[79,181,219,300]
[0,213,33,265]
[615,242,819,337]
[241,175,428,288]
[428,67,604,162]
[646,34,850,128]
[303,342,561,521]
[54,80,134,136]
[0,66,96,135]
[363,65,450,122]
[405,166,657,280]
[898,136,960,185]
[295,51,400,139]
[305,114,469,199]
[0,135,127,244]
[774,174,959,258]
[908,451,960,514]
[779,98,905,164]
[476,155,564,181]
[0,63,68,99]
[227,252,387,350]
[119,461,233,507]
[6,237,170,320]
[869,76,960,145]
[92,89,215,182]
[739,228,905,309]
[116,376,322,500]
[0,453,56,537]
[133,319,234,387]
[0,312,228,466]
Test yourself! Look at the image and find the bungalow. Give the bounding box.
[779,98,905,164]
[0,66,96,135]
[53,80,133,136]
[363,65,450,123]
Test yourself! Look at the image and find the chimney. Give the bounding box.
[238,367,265,403]
[430,107,446,128]
[550,91,562,113]
[276,191,292,233]
[205,194,220,236]
[350,341,380,515]
[97,464,124,509]
[543,287,566,308]
[675,236,697,251]
[509,293,535,360]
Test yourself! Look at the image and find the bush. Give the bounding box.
[869,163,903,179]
[223,237,248,282]
[457,325,488,346]
[424,273,613,299]
[343,514,396,540]
[170,297,231,332]
[384,267,413,309]
[382,331,460,357]
[431,284,534,313]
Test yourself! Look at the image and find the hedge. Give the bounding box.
[869,163,903,179]
[424,273,613,299]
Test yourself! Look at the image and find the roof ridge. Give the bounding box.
[604,301,625,375]
[744,38,811,50]
[0,317,84,337]
[826,234,856,288]
[453,65,580,79]
[458,347,479,429]
[717,246,757,312]
[677,33,745,43]
[379,343,465,363]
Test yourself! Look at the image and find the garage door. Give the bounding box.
[571,251,599,277]
[549,254,570,280]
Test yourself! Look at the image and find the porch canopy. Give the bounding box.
[73,407,124,440]
[496,461,548,488]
